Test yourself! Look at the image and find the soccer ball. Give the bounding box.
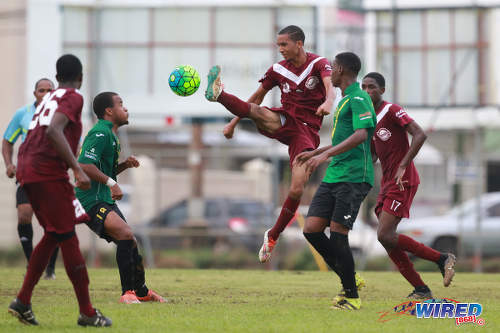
[168,65,201,96]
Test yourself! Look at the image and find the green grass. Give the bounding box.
[0,268,498,332]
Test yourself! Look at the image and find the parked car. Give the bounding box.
[397,192,500,257]
[135,198,275,251]
[282,210,386,261]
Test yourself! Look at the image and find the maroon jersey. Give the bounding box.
[259,52,332,130]
[17,88,83,184]
[372,101,420,188]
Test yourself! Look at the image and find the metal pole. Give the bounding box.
[187,119,205,225]
[455,131,465,259]
[473,125,483,273]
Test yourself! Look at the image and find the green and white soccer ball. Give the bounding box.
[169,65,201,96]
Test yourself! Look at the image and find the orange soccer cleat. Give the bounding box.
[119,290,141,304]
[258,229,277,263]
[136,290,166,303]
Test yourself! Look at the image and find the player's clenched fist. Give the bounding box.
[6,164,16,178]
[125,156,140,168]
[110,183,123,201]
[74,166,91,190]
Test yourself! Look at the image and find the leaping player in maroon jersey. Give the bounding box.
[205,25,336,263]
[362,72,456,299]
[8,55,111,327]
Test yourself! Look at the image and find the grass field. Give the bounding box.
[0,268,498,332]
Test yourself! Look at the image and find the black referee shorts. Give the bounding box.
[86,202,126,243]
[16,185,30,207]
[307,182,372,229]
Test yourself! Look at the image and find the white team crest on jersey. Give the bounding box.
[377,128,392,141]
[395,109,407,118]
[282,82,291,93]
[305,76,319,90]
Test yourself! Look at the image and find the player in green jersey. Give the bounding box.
[76,92,165,304]
[296,52,376,310]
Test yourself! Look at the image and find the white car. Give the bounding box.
[282,205,386,260]
[397,192,500,256]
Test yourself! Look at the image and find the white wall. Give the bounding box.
[365,0,500,10]
[59,0,334,7]
[26,0,62,101]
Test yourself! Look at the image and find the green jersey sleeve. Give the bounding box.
[78,131,108,164]
[351,96,376,130]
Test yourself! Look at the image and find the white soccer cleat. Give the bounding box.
[258,229,277,263]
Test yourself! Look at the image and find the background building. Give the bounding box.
[1,0,364,249]
[1,0,499,258]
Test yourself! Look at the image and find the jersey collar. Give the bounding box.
[344,81,360,96]
[375,100,388,115]
[98,119,113,129]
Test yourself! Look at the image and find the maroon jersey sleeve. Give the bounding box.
[258,66,278,91]
[315,57,332,79]
[57,90,83,123]
[389,104,413,128]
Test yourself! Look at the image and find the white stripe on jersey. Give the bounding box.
[376,103,392,123]
[272,57,325,86]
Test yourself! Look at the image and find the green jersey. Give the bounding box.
[75,119,120,211]
[323,82,376,185]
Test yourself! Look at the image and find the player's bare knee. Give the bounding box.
[303,223,315,234]
[303,218,324,233]
[120,228,134,241]
[18,216,32,225]
[377,230,396,248]
[17,208,33,224]
[288,187,303,200]
[253,106,281,132]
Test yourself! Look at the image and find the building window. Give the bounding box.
[376,8,488,107]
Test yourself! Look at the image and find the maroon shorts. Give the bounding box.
[375,184,418,219]
[258,107,320,168]
[23,180,88,234]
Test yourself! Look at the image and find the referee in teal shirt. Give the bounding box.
[1,78,60,279]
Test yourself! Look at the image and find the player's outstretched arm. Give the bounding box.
[2,139,16,178]
[80,162,123,200]
[223,117,241,139]
[315,76,335,116]
[46,112,90,189]
[223,85,269,139]
[303,129,368,173]
[325,128,368,157]
[247,85,269,105]
[295,145,331,165]
[394,121,427,190]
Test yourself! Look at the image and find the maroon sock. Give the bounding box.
[268,196,300,241]
[217,91,251,118]
[59,234,96,317]
[397,234,441,262]
[17,233,58,304]
[388,247,426,288]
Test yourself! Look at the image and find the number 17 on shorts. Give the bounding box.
[390,200,402,212]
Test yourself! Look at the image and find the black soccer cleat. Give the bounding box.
[407,286,433,300]
[437,253,456,287]
[8,298,39,325]
[77,308,112,327]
